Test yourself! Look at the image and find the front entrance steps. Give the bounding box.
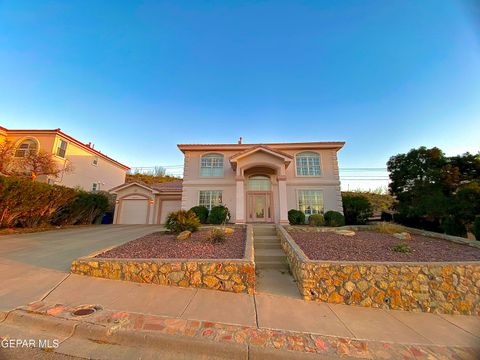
[253,225,301,298]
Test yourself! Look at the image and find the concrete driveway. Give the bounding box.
[0,225,163,311]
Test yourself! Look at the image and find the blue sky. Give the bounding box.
[1,1,479,189]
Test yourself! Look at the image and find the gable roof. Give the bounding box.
[2,127,130,170]
[109,179,183,194]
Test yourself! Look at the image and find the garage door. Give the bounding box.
[120,199,149,224]
[160,200,182,224]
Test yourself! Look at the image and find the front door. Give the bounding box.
[247,192,273,222]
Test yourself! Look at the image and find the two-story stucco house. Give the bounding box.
[111,140,344,224]
[0,126,129,191]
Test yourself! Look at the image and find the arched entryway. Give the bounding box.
[247,175,273,222]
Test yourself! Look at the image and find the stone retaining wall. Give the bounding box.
[71,225,255,294]
[277,225,480,315]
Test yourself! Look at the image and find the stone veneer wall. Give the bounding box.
[71,225,255,294]
[277,225,480,315]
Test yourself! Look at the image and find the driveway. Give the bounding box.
[0,225,163,311]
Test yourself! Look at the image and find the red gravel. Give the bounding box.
[288,230,480,262]
[96,228,246,259]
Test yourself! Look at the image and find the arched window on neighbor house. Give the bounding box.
[14,138,39,157]
[200,153,224,177]
[296,152,321,176]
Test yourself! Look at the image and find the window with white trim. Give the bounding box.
[14,139,38,157]
[296,152,321,176]
[200,153,224,177]
[92,183,98,192]
[297,190,324,216]
[92,156,99,166]
[56,140,68,158]
[199,190,222,210]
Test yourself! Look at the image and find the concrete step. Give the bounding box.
[254,235,280,242]
[253,227,277,236]
[255,249,286,263]
[256,261,289,270]
[254,243,282,250]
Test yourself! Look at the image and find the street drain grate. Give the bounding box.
[72,305,102,317]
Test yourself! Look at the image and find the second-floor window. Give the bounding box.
[56,140,68,158]
[296,152,321,176]
[14,138,38,157]
[92,156,99,166]
[200,153,224,177]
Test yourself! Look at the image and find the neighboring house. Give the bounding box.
[112,140,344,224]
[0,126,129,191]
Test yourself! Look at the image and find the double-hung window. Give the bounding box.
[56,140,68,158]
[200,154,224,177]
[297,190,324,216]
[199,190,222,210]
[296,152,321,176]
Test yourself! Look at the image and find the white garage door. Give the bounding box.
[160,200,182,224]
[120,199,149,224]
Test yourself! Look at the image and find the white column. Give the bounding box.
[278,175,289,224]
[235,176,246,224]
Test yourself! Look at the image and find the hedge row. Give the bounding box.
[0,176,110,228]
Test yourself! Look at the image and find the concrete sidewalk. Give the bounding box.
[29,274,480,348]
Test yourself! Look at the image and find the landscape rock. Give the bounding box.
[393,232,412,241]
[176,230,192,241]
[224,227,235,234]
[335,230,356,237]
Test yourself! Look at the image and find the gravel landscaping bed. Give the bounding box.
[288,230,480,262]
[96,228,246,259]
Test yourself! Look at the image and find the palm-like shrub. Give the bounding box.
[165,210,200,233]
[190,205,209,224]
[207,205,230,224]
[308,214,325,227]
[206,227,227,244]
[288,209,305,225]
[324,211,345,227]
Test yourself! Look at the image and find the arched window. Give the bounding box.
[248,175,271,191]
[200,153,224,177]
[296,152,321,176]
[15,138,39,157]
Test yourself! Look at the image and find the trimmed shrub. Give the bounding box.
[206,227,227,244]
[324,211,345,227]
[190,205,209,224]
[442,216,467,238]
[0,175,108,228]
[308,214,325,227]
[165,210,200,234]
[474,216,480,241]
[288,209,305,225]
[342,194,373,225]
[207,205,230,224]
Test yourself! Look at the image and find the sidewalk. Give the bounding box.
[1,273,479,359]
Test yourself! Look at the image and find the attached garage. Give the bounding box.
[120,198,149,224]
[110,180,183,225]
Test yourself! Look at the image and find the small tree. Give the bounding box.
[13,151,73,180]
[342,194,373,225]
[0,141,15,175]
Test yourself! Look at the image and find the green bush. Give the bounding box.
[392,243,411,253]
[442,216,467,238]
[207,205,230,224]
[206,227,227,244]
[189,206,209,224]
[474,216,480,241]
[288,209,305,225]
[53,191,110,225]
[324,211,345,227]
[342,194,373,225]
[308,214,325,227]
[165,210,200,233]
